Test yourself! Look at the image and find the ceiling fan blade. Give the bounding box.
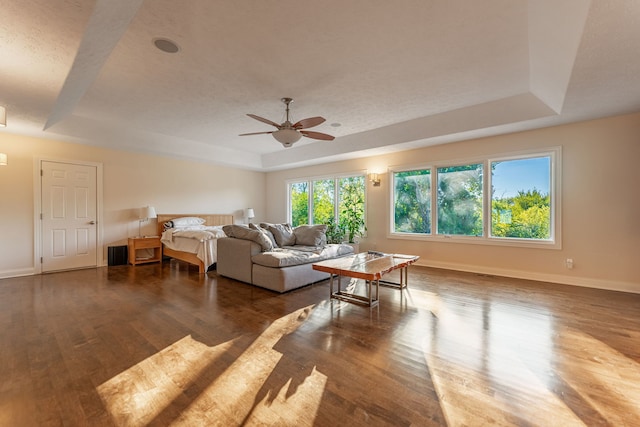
[293,116,325,130]
[301,130,335,141]
[239,131,274,136]
[247,114,281,128]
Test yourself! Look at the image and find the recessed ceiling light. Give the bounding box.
[153,38,180,53]
[330,122,342,127]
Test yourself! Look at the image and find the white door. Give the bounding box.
[41,161,98,272]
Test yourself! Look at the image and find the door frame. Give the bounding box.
[34,157,104,273]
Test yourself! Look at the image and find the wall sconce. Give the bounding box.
[369,173,381,187]
[138,206,157,237]
[246,208,255,223]
[0,153,6,166]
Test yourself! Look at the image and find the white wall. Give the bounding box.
[266,112,640,293]
[2,113,639,293]
[0,134,265,277]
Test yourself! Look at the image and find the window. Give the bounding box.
[289,182,309,227]
[437,164,483,236]
[393,169,431,233]
[391,148,560,248]
[288,173,366,228]
[312,179,334,225]
[490,156,551,240]
[338,176,365,223]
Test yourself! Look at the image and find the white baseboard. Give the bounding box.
[415,260,640,295]
[0,267,37,280]
[0,259,107,280]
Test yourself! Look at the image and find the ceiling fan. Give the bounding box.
[240,98,335,147]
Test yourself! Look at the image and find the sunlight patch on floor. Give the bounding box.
[170,305,323,425]
[415,287,584,427]
[243,366,327,426]
[96,304,324,426]
[556,326,640,425]
[426,350,586,426]
[97,335,237,426]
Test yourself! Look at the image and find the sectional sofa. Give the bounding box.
[216,223,354,293]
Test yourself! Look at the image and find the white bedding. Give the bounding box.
[161,225,226,269]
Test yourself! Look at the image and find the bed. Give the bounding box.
[157,214,234,273]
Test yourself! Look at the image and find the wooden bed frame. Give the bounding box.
[157,214,234,273]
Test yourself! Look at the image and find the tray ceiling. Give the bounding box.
[1,0,639,170]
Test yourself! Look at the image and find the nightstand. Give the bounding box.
[128,236,162,265]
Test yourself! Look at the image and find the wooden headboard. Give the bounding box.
[156,214,234,235]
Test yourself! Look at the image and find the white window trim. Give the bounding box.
[286,170,368,225]
[388,147,562,250]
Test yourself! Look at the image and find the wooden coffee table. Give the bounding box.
[312,252,419,307]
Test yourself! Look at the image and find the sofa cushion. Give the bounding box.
[251,244,354,268]
[222,224,247,237]
[293,224,328,246]
[263,223,296,246]
[249,223,278,248]
[222,224,273,251]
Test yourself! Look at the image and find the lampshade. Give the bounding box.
[0,106,5,127]
[246,208,255,219]
[139,206,157,220]
[272,129,302,147]
[0,153,6,166]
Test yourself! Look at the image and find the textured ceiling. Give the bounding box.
[0,0,639,170]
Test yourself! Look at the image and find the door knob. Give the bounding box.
[89,220,96,225]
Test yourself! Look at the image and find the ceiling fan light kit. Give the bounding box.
[273,128,302,146]
[240,97,335,148]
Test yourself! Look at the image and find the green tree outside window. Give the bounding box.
[437,164,483,236]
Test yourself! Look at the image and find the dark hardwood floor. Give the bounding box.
[1,260,639,426]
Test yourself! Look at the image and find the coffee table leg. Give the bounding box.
[404,266,409,288]
[329,274,334,299]
[366,280,380,307]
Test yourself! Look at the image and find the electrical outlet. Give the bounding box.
[565,258,574,269]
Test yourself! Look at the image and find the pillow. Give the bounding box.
[223,224,273,251]
[171,216,206,227]
[265,223,296,247]
[222,224,248,237]
[249,223,278,248]
[293,224,328,246]
[205,225,227,238]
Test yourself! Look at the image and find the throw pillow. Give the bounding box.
[265,223,296,246]
[293,224,328,246]
[249,223,278,248]
[222,224,247,237]
[223,224,273,251]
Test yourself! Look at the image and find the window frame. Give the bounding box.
[392,168,433,235]
[287,170,368,227]
[435,161,485,238]
[389,147,562,249]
